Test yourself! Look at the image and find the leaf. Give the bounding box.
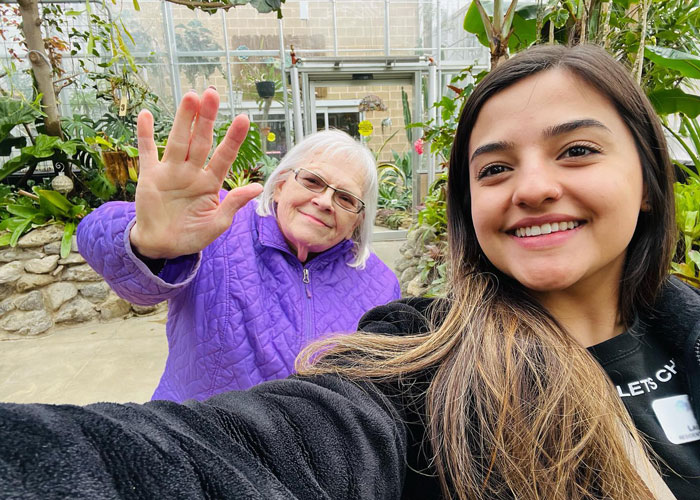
[31,134,62,158]
[0,233,11,247]
[131,0,140,11]
[0,152,39,181]
[644,46,700,79]
[6,204,38,218]
[36,189,74,214]
[122,145,139,157]
[0,95,43,142]
[548,8,569,28]
[649,89,700,118]
[508,12,537,51]
[464,1,491,48]
[87,33,95,56]
[689,250,700,269]
[60,222,76,259]
[10,218,32,247]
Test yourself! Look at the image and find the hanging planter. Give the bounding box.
[255,81,276,99]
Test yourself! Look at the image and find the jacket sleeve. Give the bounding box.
[358,297,439,335]
[0,375,406,500]
[77,201,201,306]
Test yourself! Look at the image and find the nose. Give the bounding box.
[311,188,335,211]
[511,160,562,208]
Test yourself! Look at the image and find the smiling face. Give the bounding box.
[468,69,645,301]
[274,155,365,262]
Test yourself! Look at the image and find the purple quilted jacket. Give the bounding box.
[77,199,400,402]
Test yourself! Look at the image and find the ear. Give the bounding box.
[640,184,651,212]
[273,179,285,203]
[353,211,364,231]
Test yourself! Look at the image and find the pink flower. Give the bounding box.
[414,138,424,155]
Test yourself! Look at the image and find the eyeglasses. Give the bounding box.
[293,168,365,213]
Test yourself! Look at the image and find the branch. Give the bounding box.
[54,73,81,95]
[164,0,238,11]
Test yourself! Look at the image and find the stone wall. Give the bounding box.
[0,225,163,339]
[394,226,447,297]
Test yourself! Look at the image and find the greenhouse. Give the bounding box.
[1,5,700,493]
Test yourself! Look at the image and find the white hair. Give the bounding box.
[256,129,378,269]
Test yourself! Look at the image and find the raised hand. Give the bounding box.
[130,88,263,259]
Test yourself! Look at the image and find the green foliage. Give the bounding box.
[0,135,81,181]
[215,121,265,178]
[0,187,90,257]
[668,115,700,287]
[409,69,476,165]
[417,173,447,233]
[377,151,413,212]
[673,180,700,287]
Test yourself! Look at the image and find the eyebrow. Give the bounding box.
[303,169,362,198]
[470,119,612,164]
[543,118,612,138]
[470,141,516,163]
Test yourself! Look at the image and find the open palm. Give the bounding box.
[130,89,263,259]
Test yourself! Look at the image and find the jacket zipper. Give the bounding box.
[302,267,312,343]
[694,337,700,366]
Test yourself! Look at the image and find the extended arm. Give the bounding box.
[0,375,406,499]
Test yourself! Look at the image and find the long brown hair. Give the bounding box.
[297,44,676,499]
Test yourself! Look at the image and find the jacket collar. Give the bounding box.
[642,277,700,355]
[254,204,354,264]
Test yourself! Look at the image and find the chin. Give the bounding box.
[510,270,579,293]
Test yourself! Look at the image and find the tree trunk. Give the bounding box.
[17,0,63,138]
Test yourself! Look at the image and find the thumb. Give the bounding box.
[219,183,264,220]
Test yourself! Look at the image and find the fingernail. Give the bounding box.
[188,89,196,93]
[208,85,216,90]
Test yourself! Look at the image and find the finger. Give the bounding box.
[186,87,220,167]
[220,183,263,220]
[136,110,158,171]
[162,91,200,164]
[206,114,250,181]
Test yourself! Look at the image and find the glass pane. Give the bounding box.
[335,0,385,56]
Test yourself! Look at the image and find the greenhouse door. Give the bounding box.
[291,57,432,240]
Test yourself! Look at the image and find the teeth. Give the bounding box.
[515,221,580,238]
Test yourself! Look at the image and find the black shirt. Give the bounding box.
[589,319,700,499]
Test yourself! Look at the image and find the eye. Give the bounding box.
[476,164,511,180]
[559,143,601,159]
[338,193,354,204]
[304,176,322,186]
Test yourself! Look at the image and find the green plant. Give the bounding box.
[214,121,265,179]
[376,151,413,213]
[673,180,700,287]
[667,115,700,287]
[0,95,44,156]
[0,134,81,182]
[408,68,477,166]
[0,187,90,258]
[413,173,449,296]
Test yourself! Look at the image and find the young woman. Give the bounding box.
[1,44,698,500]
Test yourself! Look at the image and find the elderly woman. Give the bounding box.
[77,88,400,403]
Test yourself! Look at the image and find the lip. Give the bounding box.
[299,211,332,228]
[509,223,583,249]
[506,214,586,232]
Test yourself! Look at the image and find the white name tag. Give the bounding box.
[651,394,700,445]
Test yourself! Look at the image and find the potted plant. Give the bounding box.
[242,61,279,101]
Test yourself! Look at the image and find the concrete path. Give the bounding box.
[0,237,404,405]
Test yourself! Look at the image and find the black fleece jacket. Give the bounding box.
[0,278,698,499]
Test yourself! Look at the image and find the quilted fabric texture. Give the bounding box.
[77,198,401,402]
